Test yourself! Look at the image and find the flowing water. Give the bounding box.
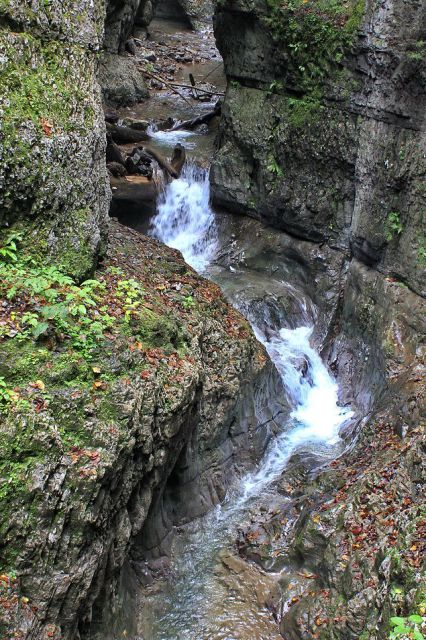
[144,162,353,638]
[152,164,218,272]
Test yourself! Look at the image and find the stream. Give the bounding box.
[130,161,353,638]
[114,21,353,637]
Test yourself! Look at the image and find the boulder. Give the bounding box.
[99,53,149,107]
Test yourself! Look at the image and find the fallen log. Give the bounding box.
[168,82,225,97]
[172,105,221,131]
[138,66,194,108]
[106,122,150,144]
[107,162,127,177]
[143,146,179,179]
[106,136,126,165]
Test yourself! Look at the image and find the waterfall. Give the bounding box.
[151,163,217,272]
[145,160,353,639]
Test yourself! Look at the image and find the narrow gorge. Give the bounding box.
[0,1,424,640]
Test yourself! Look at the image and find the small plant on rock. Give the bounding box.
[0,377,18,406]
[0,232,22,263]
[386,211,403,241]
[389,613,425,640]
[267,154,284,177]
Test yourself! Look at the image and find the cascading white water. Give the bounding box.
[237,325,352,506]
[151,163,218,272]
[146,158,353,639]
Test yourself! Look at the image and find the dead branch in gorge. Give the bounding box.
[138,66,194,108]
[106,122,150,144]
[138,66,225,103]
[172,105,221,131]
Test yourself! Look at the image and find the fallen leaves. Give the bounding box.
[69,446,101,466]
[92,380,107,390]
[29,380,45,391]
[40,118,53,136]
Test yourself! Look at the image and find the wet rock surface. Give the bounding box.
[1,2,425,639]
[211,0,426,296]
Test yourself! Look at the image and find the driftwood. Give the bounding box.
[106,122,150,144]
[139,66,224,102]
[107,162,127,177]
[143,146,179,179]
[170,144,186,177]
[172,105,221,131]
[167,82,225,97]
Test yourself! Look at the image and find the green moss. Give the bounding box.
[53,208,99,279]
[129,308,186,351]
[0,30,94,139]
[0,29,100,256]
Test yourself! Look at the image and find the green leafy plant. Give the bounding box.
[386,211,403,241]
[116,278,145,322]
[264,0,364,95]
[0,232,23,263]
[389,613,425,639]
[182,295,195,309]
[267,80,283,95]
[267,154,284,177]
[0,259,114,360]
[0,377,18,406]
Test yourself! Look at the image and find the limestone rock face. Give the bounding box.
[211,0,426,296]
[0,220,285,640]
[104,0,142,52]
[0,0,110,280]
[100,0,149,106]
[153,0,213,28]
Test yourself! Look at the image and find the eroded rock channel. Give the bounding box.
[0,1,424,640]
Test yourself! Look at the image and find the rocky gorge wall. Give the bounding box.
[0,2,284,638]
[211,0,426,296]
[1,1,425,639]
[0,0,110,280]
[0,219,285,639]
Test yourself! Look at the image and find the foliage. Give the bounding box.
[116,278,145,322]
[0,258,114,359]
[182,295,196,309]
[388,612,425,639]
[0,376,18,405]
[386,211,403,242]
[285,94,324,127]
[264,0,365,93]
[267,153,284,177]
[0,232,22,262]
[267,80,284,95]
